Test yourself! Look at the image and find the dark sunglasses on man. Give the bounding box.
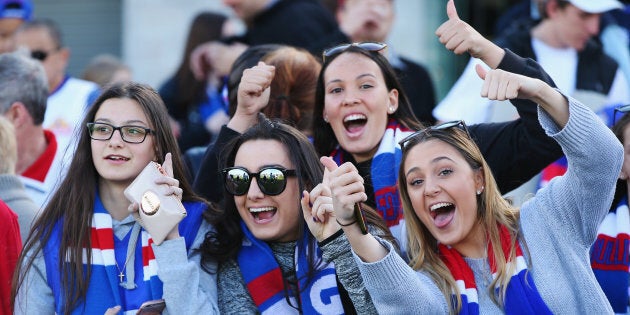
[30,48,58,61]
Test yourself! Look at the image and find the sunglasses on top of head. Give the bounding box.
[398,120,471,150]
[222,166,297,196]
[613,104,630,125]
[322,42,387,62]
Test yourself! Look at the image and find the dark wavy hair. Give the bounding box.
[313,45,422,156]
[200,115,323,262]
[12,82,210,315]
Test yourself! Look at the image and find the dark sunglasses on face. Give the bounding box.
[87,122,154,144]
[398,120,470,150]
[613,104,630,125]
[30,50,54,61]
[322,42,387,62]
[222,166,297,196]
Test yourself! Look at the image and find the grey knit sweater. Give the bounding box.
[354,97,623,314]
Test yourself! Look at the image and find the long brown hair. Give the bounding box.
[398,127,522,313]
[173,12,227,114]
[12,82,207,314]
[313,45,422,156]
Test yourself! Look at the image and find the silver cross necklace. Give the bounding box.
[115,222,141,289]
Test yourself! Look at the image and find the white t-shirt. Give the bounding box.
[44,76,98,161]
[433,38,630,124]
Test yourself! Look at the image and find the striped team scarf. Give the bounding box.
[591,196,630,313]
[43,193,204,314]
[237,222,343,314]
[330,119,413,246]
[438,225,551,314]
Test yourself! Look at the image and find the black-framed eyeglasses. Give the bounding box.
[87,122,154,144]
[398,120,470,150]
[222,166,297,196]
[322,42,387,62]
[613,104,630,125]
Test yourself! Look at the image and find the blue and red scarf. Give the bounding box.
[237,222,343,314]
[43,193,204,314]
[591,196,630,313]
[330,119,413,246]
[439,225,551,314]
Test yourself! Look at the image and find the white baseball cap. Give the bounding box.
[567,0,623,13]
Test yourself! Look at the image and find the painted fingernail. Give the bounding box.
[309,201,313,208]
[312,217,319,222]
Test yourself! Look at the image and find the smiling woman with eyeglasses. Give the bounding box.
[12,82,220,314]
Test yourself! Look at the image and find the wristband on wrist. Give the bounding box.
[335,203,368,235]
[336,218,357,227]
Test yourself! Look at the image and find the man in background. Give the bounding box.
[14,18,98,157]
[0,52,67,209]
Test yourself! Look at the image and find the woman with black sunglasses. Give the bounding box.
[199,115,392,314]
[323,19,622,315]
[313,0,563,252]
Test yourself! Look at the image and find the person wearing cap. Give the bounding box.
[0,0,31,53]
[433,0,629,125]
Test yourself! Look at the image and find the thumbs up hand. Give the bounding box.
[436,0,504,68]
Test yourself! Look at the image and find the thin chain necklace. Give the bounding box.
[115,222,141,289]
[115,254,132,284]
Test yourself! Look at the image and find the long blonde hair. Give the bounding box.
[398,126,523,313]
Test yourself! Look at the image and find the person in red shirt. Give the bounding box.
[0,198,21,315]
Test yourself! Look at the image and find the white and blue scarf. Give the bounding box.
[43,193,204,314]
[237,222,343,314]
[439,225,552,314]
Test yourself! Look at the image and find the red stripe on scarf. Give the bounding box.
[142,238,155,266]
[247,268,285,306]
[487,226,520,273]
[439,245,477,290]
[91,227,114,250]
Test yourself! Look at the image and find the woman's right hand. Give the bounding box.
[320,157,367,223]
[228,61,276,133]
[319,156,389,262]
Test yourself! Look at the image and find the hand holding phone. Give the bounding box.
[137,299,166,315]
